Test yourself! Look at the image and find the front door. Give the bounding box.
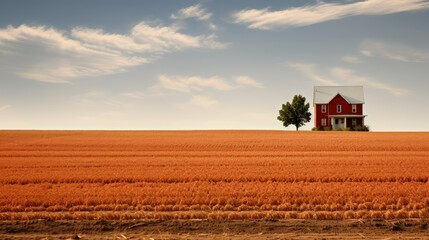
[333,118,345,130]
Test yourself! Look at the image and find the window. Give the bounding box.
[352,104,357,113]
[352,119,357,126]
[337,105,342,113]
[321,118,326,126]
[321,104,326,113]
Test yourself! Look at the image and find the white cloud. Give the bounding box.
[0,25,142,83]
[329,67,409,96]
[189,95,218,108]
[233,0,429,30]
[156,75,234,92]
[289,62,337,85]
[71,23,227,54]
[341,55,361,64]
[170,4,220,33]
[0,23,227,83]
[171,4,212,21]
[360,39,429,63]
[235,75,264,88]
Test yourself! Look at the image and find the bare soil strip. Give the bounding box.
[1,219,429,239]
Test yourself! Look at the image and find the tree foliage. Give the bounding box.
[277,94,311,131]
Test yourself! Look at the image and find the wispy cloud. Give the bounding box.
[289,62,409,96]
[0,25,146,83]
[72,91,134,109]
[0,23,227,83]
[171,4,212,21]
[0,105,10,112]
[156,75,234,92]
[189,95,218,108]
[329,67,409,96]
[119,91,148,99]
[119,75,264,112]
[233,0,429,30]
[235,75,264,88]
[289,62,337,85]
[121,74,264,109]
[208,23,219,31]
[171,4,220,32]
[341,55,361,64]
[361,39,429,63]
[153,74,264,93]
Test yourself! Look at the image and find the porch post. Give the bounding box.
[344,117,347,128]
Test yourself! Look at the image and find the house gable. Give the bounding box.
[327,93,357,105]
[328,94,350,115]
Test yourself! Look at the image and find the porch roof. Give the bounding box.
[328,115,366,118]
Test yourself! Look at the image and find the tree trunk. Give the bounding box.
[296,125,298,131]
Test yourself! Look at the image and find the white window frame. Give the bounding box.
[321,104,326,113]
[337,105,342,113]
[321,118,326,126]
[352,119,357,126]
[352,104,357,113]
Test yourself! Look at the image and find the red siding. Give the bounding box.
[328,94,363,115]
[314,104,329,128]
[314,94,364,129]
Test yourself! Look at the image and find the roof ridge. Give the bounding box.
[313,86,365,104]
[314,85,363,88]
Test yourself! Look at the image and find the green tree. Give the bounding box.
[277,94,312,131]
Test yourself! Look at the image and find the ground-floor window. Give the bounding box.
[321,118,326,126]
[352,119,357,126]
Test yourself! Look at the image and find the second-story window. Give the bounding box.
[321,104,326,113]
[337,105,342,113]
[352,104,357,113]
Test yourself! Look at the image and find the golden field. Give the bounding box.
[0,130,428,220]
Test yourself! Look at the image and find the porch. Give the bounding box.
[329,115,366,130]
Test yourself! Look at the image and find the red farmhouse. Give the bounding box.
[313,86,366,130]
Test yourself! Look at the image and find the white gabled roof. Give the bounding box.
[313,86,365,104]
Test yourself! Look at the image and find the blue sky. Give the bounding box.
[1,0,428,131]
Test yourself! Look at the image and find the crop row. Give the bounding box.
[0,182,427,215]
[0,210,428,221]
